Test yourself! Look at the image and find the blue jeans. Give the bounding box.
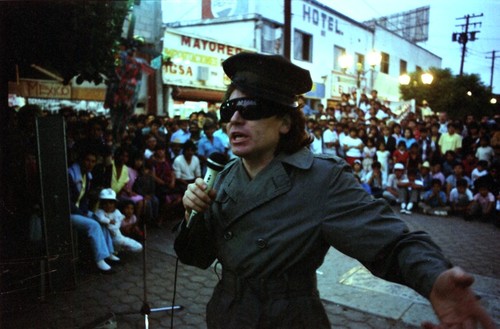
[70,214,114,262]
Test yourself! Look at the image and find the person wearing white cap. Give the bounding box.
[95,188,143,253]
[397,168,424,214]
[175,52,495,329]
[382,162,407,205]
[420,161,434,191]
[420,100,434,120]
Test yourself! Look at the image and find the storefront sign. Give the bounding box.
[9,80,106,102]
[162,29,254,90]
[180,36,243,56]
[330,73,357,98]
[15,79,72,99]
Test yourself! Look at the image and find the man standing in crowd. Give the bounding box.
[322,119,338,156]
[438,122,462,156]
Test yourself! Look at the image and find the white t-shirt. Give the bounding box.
[449,188,473,203]
[471,168,488,183]
[322,129,338,156]
[398,178,424,188]
[475,146,495,164]
[173,155,201,180]
[310,135,323,154]
[342,136,363,157]
[386,173,407,190]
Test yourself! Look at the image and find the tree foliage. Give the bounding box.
[4,0,131,85]
[400,68,495,120]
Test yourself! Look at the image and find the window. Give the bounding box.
[333,45,346,71]
[294,29,312,62]
[356,53,365,72]
[262,23,283,55]
[380,52,389,74]
[400,59,407,75]
[416,65,422,72]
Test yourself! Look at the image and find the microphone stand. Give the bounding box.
[118,152,227,327]
[116,214,182,328]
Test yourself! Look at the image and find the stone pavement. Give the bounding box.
[2,208,499,329]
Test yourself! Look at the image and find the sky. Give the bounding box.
[320,0,500,93]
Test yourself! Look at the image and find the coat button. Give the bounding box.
[223,231,233,240]
[256,238,267,249]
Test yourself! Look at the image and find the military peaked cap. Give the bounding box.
[222,52,312,107]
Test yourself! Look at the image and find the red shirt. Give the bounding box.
[393,149,409,166]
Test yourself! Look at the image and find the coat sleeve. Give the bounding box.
[174,213,217,269]
[320,163,452,299]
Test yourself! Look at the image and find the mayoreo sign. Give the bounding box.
[162,29,255,90]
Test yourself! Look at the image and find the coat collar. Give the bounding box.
[221,147,314,188]
[275,147,314,170]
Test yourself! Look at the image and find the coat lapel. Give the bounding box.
[217,148,314,226]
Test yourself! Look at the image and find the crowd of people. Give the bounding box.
[59,91,500,272]
[5,91,499,273]
[63,109,228,272]
[302,91,499,223]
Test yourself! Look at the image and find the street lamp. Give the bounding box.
[421,72,434,85]
[365,50,382,91]
[366,50,382,69]
[399,72,434,116]
[399,72,434,86]
[338,50,381,89]
[398,74,411,85]
[338,53,353,73]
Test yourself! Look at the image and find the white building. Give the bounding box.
[161,0,441,117]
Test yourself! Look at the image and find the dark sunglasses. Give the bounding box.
[219,97,291,123]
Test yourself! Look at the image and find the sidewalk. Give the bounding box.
[316,208,500,328]
[318,248,500,328]
[2,209,499,328]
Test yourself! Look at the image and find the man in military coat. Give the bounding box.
[175,52,494,329]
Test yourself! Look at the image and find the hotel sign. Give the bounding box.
[301,3,344,35]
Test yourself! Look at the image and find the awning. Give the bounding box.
[171,86,225,102]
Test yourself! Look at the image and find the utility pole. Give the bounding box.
[452,13,483,76]
[486,50,500,91]
[284,0,291,60]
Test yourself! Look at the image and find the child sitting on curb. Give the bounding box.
[95,188,143,253]
[469,182,496,222]
[419,179,450,216]
[449,178,473,219]
[397,168,424,214]
[119,200,144,243]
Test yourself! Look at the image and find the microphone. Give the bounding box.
[186,152,228,228]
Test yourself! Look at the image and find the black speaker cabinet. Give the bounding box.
[35,115,76,291]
